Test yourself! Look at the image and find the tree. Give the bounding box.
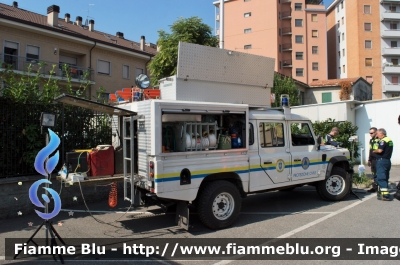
[271,73,300,107]
[148,16,219,86]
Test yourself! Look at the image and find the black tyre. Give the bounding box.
[316,167,350,201]
[197,180,241,230]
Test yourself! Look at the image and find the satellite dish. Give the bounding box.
[135,74,150,89]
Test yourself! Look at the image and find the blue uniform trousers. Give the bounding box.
[376,159,391,189]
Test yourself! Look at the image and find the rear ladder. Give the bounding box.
[123,116,136,204]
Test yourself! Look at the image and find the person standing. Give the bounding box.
[367,127,379,192]
[373,128,393,201]
[325,127,341,147]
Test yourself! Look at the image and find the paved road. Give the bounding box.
[1,166,399,264]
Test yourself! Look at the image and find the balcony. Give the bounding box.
[381,29,400,38]
[282,27,292,35]
[381,11,400,21]
[383,63,400,73]
[382,47,400,56]
[381,0,400,4]
[0,54,94,83]
[282,43,292,51]
[384,83,400,92]
[282,59,292,67]
[281,11,292,19]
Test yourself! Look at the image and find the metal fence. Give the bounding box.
[0,97,112,178]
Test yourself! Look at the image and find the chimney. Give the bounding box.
[76,16,82,26]
[65,13,70,23]
[89,19,94,31]
[47,5,60,27]
[12,1,18,8]
[116,32,124,39]
[140,36,145,51]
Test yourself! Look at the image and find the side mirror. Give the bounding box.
[317,136,322,150]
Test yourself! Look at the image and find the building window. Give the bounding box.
[295,3,302,11]
[122,64,129,79]
[393,59,398,65]
[341,1,343,9]
[338,36,340,43]
[312,46,318,54]
[280,61,282,69]
[322,92,332,103]
[259,122,285,148]
[295,19,303,27]
[342,49,345,56]
[244,12,251,17]
[364,5,371,14]
[343,65,346,73]
[26,45,39,62]
[312,79,319,81]
[279,44,282,53]
[390,6,396,12]
[97,59,111,75]
[390,23,398,30]
[338,51,340,58]
[338,67,341,73]
[364,23,372,31]
[311,14,318,22]
[365,58,372,67]
[295,35,303,43]
[296,68,304,76]
[135,68,143,78]
[366,76,373,83]
[337,20,340,28]
[341,17,344,25]
[244,0,250,2]
[244,28,252,34]
[392,76,399,84]
[391,41,397,48]
[342,33,345,40]
[312,30,318,38]
[244,44,252,49]
[312,62,319,71]
[337,5,339,13]
[296,52,303,60]
[365,40,372,49]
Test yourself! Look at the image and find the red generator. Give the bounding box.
[87,145,115,176]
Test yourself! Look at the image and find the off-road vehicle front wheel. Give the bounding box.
[316,167,350,201]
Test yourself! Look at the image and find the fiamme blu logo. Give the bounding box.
[29,129,61,220]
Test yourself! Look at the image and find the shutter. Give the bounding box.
[98,60,110,74]
[322,92,332,103]
[5,41,18,49]
[27,45,39,55]
[59,55,77,65]
[123,65,129,79]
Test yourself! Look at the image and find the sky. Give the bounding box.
[9,0,336,45]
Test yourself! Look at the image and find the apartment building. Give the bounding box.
[214,0,327,84]
[0,2,157,97]
[327,0,400,99]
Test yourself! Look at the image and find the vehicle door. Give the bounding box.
[289,121,320,181]
[250,120,291,191]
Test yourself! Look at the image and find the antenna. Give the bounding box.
[84,4,95,26]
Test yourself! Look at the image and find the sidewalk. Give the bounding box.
[354,164,400,188]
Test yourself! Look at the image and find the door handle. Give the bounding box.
[294,159,301,162]
[264,161,273,164]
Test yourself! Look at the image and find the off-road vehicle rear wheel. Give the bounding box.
[197,180,241,230]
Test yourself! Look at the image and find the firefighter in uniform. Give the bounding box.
[367,127,379,192]
[373,128,393,201]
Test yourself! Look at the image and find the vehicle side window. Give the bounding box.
[259,122,285,148]
[249,122,254,145]
[290,122,315,146]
